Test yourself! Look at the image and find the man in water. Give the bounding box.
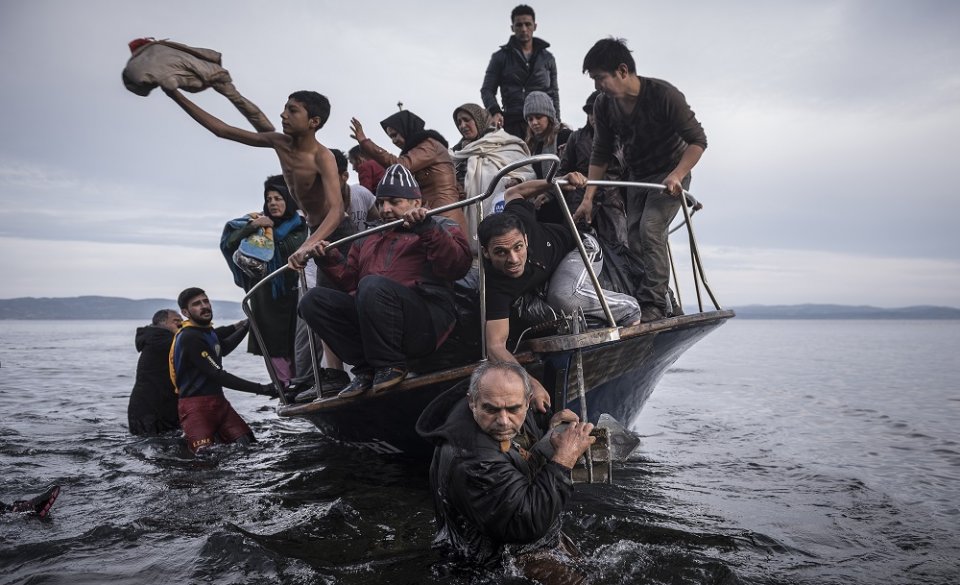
[163,88,345,271]
[481,4,560,138]
[1,485,60,519]
[573,37,708,321]
[416,361,593,580]
[478,173,641,412]
[170,287,275,452]
[127,308,182,436]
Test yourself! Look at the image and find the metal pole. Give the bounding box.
[570,315,594,482]
[240,280,283,402]
[300,271,323,399]
[546,181,617,328]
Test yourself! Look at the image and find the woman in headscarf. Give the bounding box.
[523,91,573,224]
[220,175,306,386]
[449,103,535,255]
[350,110,468,235]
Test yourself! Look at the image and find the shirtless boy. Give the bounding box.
[164,88,344,269]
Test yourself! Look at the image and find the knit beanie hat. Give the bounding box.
[376,164,422,199]
[453,103,492,134]
[523,91,557,123]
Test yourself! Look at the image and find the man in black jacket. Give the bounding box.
[480,4,560,139]
[417,361,594,576]
[170,287,274,452]
[127,308,182,436]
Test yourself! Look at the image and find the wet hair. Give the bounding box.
[177,287,206,310]
[478,211,527,249]
[330,148,348,174]
[152,309,176,326]
[468,361,533,402]
[582,37,637,74]
[288,91,331,128]
[511,4,535,22]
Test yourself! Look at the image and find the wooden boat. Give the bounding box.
[244,155,734,459]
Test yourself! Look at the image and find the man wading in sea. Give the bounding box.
[170,287,276,453]
[417,361,593,583]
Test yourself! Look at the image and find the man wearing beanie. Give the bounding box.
[481,4,560,139]
[298,165,472,398]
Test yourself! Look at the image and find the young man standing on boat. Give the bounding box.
[478,173,642,411]
[481,4,560,139]
[298,165,472,399]
[416,361,593,581]
[171,287,276,452]
[573,37,708,322]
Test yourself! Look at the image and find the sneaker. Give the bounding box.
[336,372,374,399]
[319,368,351,397]
[640,304,666,323]
[293,369,352,402]
[294,387,318,403]
[12,485,60,518]
[371,366,408,394]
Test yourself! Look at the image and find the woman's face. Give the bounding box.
[265,191,286,218]
[384,126,406,149]
[526,114,549,138]
[456,112,479,141]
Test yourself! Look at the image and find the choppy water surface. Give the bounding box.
[1,319,958,584]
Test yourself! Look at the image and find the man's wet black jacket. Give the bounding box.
[416,383,573,566]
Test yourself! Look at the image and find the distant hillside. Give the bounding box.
[0,296,245,321]
[1,297,958,321]
[731,304,960,319]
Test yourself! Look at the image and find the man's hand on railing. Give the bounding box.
[559,172,588,191]
[663,173,684,197]
[401,207,430,228]
[287,244,313,270]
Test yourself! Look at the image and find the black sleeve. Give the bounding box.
[448,454,573,544]
[181,330,262,393]
[216,322,248,357]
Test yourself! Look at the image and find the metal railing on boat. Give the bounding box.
[240,154,723,409]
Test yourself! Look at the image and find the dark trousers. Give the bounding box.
[298,275,452,373]
[626,171,691,309]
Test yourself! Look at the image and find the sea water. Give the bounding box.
[1,319,957,584]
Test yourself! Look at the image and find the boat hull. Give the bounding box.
[277,310,734,459]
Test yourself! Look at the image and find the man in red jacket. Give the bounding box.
[298,165,472,399]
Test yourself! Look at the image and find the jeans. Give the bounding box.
[625,171,691,309]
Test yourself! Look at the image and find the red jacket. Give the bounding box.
[357,159,386,194]
[319,215,471,294]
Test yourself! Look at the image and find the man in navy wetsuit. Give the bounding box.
[170,287,275,452]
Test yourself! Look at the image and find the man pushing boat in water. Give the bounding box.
[162,87,345,269]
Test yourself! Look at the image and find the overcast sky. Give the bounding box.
[1,0,958,308]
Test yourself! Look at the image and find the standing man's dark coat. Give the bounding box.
[481,36,560,138]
